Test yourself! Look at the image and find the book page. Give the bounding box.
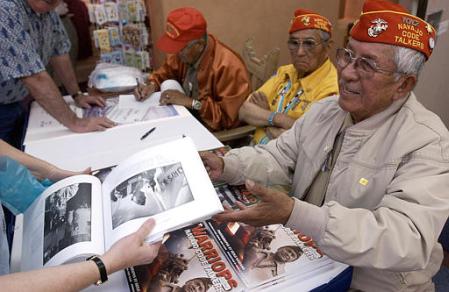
[20,175,105,271]
[101,137,223,247]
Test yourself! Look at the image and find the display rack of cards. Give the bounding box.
[87,0,153,71]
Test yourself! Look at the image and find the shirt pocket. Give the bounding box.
[331,160,399,209]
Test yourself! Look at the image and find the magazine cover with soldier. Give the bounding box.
[126,222,243,292]
[206,184,334,289]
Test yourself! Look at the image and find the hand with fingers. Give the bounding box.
[213,179,295,227]
[102,218,161,273]
[71,116,116,132]
[159,89,192,107]
[265,126,286,139]
[74,94,107,109]
[134,81,157,101]
[199,151,224,180]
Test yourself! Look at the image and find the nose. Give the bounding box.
[295,43,307,56]
[339,59,359,81]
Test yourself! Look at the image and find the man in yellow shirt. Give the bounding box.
[239,8,338,144]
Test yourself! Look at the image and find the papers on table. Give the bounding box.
[24,95,180,142]
[107,94,178,124]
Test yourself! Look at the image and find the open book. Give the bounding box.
[18,137,223,272]
[126,184,335,292]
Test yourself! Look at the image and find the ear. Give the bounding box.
[393,74,417,100]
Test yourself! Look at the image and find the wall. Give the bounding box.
[411,0,449,127]
[146,0,340,68]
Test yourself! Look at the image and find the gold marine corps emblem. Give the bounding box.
[368,18,389,37]
[301,16,311,26]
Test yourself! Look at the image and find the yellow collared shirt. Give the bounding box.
[253,58,338,144]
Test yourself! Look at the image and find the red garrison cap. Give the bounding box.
[350,0,436,59]
[289,8,332,36]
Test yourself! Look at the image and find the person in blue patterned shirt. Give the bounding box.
[0,0,115,149]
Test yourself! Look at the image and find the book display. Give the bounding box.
[126,183,337,292]
[87,0,152,71]
[16,138,223,272]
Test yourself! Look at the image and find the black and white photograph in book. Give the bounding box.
[43,183,92,264]
[111,162,194,229]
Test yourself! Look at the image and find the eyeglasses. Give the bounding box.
[287,39,323,52]
[179,41,198,55]
[336,48,399,78]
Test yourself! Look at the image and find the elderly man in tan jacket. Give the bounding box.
[201,0,449,291]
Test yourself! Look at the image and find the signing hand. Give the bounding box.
[199,151,224,180]
[102,218,161,273]
[213,179,295,226]
[74,94,106,109]
[71,116,116,133]
[159,90,192,108]
[134,81,157,101]
[249,91,270,110]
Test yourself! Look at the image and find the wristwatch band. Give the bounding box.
[268,112,277,126]
[86,255,108,285]
[192,99,202,111]
[71,91,84,100]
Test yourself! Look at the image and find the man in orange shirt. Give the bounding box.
[135,7,251,131]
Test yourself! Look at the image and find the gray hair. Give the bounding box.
[319,30,331,43]
[393,46,426,77]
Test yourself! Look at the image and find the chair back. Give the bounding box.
[213,39,280,147]
[242,38,280,90]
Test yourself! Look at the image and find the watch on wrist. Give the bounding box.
[268,112,277,126]
[86,255,108,285]
[192,99,202,111]
[71,91,84,100]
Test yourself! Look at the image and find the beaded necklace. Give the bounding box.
[272,80,304,113]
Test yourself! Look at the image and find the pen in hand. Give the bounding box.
[140,127,156,140]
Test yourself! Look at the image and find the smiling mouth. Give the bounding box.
[341,84,360,95]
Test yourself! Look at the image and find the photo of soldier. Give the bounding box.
[43,183,92,264]
[111,163,193,229]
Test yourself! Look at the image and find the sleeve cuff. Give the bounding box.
[286,198,328,243]
[221,156,246,185]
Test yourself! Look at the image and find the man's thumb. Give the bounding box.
[245,179,270,200]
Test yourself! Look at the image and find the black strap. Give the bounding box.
[87,255,108,285]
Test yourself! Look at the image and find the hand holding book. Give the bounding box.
[213,179,295,226]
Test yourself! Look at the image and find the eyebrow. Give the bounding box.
[346,45,381,61]
[288,37,319,41]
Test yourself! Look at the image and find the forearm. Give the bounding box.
[0,140,55,180]
[49,54,80,95]
[148,56,181,87]
[239,101,296,129]
[21,71,79,129]
[239,100,271,126]
[222,146,291,186]
[0,260,106,292]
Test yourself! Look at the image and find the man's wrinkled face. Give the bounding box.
[337,38,404,122]
[177,38,206,65]
[27,0,61,13]
[288,29,330,78]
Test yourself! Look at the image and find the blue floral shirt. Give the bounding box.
[0,0,70,104]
